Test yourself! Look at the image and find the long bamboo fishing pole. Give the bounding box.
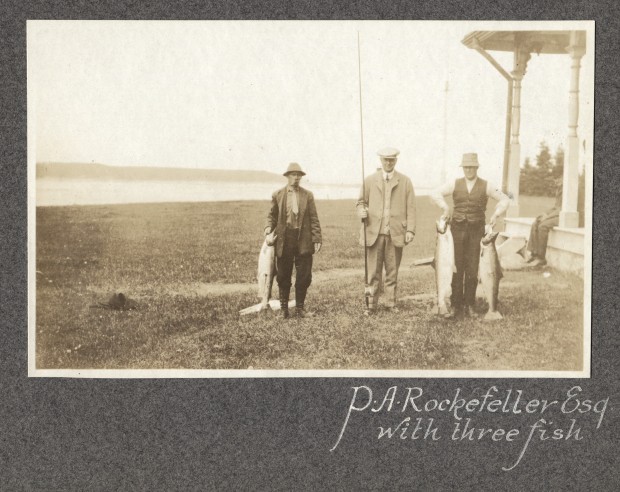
[357,32,370,308]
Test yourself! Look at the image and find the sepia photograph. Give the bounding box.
[28,20,593,377]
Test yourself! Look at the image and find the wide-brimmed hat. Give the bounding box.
[460,153,480,167]
[283,162,306,176]
[377,147,400,158]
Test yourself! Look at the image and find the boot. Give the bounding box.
[280,288,290,319]
[364,296,377,315]
[296,305,306,318]
[295,288,307,318]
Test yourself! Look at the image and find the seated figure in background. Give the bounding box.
[524,178,563,267]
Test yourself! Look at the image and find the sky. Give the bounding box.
[29,21,594,187]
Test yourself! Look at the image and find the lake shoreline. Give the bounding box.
[35,177,432,207]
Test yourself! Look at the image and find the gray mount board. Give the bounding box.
[2,1,619,490]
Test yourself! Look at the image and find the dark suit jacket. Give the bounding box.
[265,186,322,258]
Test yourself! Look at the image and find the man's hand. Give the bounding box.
[264,227,272,236]
[357,207,368,220]
[441,208,451,223]
[314,243,322,254]
[265,232,277,245]
[405,231,415,244]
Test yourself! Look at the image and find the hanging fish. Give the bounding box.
[433,216,456,318]
[479,226,503,321]
[257,232,277,310]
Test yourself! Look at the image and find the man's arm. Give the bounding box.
[405,178,416,242]
[356,179,369,219]
[486,182,511,226]
[308,192,322,246]
[430,181,455,217]
[264,192,279,235]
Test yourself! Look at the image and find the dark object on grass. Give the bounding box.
[90,293,139,311]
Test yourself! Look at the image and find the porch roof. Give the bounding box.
[462,31,585,55]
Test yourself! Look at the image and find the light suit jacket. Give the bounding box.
[265,186,322,258]
[356,170,416,248]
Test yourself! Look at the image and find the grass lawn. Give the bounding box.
[35,194,584,372]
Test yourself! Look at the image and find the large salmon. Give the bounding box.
[479,228,503,320]
[257,232,277,310]
[433,217,456,318]
[239,232,281,316]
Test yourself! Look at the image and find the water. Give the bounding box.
[36,178,366,206]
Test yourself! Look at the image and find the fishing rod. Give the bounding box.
[357,32,371,308]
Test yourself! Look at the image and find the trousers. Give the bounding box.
[451,220,485,308]
[276,228,313,305]
[367,234,403,308]
[527,212,559,260]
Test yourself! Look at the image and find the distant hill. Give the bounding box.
[36,162,285,183]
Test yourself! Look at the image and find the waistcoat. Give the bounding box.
[452,177,488,223]
[378,178,394,235]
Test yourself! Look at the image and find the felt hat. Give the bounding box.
[283,162,306,176]
[460,153,480,167]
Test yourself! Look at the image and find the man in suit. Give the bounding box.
[431,153,510,317]
[356,147,416,313]
[265,163,322,319]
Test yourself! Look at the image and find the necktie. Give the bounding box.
[291,189,299,215]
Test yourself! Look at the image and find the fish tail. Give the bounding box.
[484,310,503,321]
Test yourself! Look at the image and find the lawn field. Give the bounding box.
[35,194,584,372]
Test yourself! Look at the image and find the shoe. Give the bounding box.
[526,254,537,264]
[529,258,547,267]
[280,308,290,319]
[295,306,306,318]
[464,306,476,318]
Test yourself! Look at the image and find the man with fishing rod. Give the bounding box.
[431,153,510,318]
[356,148,417,314]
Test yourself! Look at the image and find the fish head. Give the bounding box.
[265,232,277,246]
[435,217,449,234]
[481,230,499,246]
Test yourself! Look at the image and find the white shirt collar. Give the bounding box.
[383,170,395,181]
[464,176,478,192]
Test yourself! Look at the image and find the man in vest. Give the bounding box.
[356,147,416,314]
[431,153,510,317]
[265,163,322,319]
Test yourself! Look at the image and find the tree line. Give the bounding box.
[519,142,564,197]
